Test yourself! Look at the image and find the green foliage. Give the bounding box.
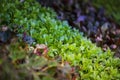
[92,0,120,24]
[1,43,76,80]
[9,43,27,61]
[0,0,120,80]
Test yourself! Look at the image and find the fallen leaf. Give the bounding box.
[34,44,48,56]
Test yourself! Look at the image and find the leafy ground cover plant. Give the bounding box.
[38,0,120,58]
[0,0,120,80]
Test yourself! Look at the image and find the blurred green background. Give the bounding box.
[92,0,120,25]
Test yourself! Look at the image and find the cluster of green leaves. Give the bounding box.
[0,43,65,80]
[0,0,120,80]
[92,0,120,24]
[0,43,30,80]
